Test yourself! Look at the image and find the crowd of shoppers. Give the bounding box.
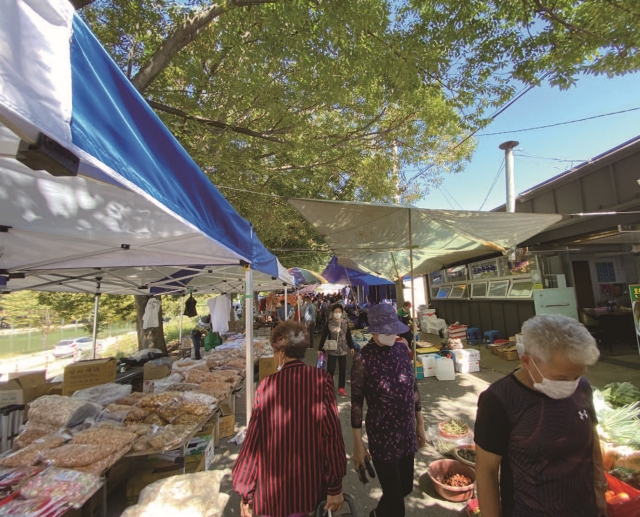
[233,297,604,517]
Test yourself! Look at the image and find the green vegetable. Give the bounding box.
[602,382,640,408]
[598,402,640,450]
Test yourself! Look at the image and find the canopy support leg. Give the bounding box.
[178,294,185,343]
[408,209,417,376]
[284,287,288,320]
[245,268,254,423]
[91,293,100,360]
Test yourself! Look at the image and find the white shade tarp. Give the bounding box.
[287,198,563,280]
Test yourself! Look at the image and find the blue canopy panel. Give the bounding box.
[322,256,393,287]
[69,15,253,263]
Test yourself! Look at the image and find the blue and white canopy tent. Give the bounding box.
[0,0,292,418]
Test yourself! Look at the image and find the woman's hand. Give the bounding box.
[240,501,252,517]
[352,440,369,472]
[417,427,427,449]
[325,493,344,512]
[350,349,355,356]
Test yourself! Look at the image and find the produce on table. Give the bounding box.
[456,448,476,464]
[609,468,640,490]
[439,419,470,438]
[597,403,640,450]
[602,383,640,408]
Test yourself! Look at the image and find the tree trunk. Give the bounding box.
[135,295,167,354]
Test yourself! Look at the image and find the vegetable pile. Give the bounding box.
[440,472,472,487]
[597,403,640,450]
[609,468,640,490]
[602,382,640,408]
[456,448,476,464]
[439,419,470,437]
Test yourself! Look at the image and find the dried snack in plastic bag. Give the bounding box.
[0,435,68,468]
[138,393,181,408]
[71,427,136,455]
[138,469,229,505]
[172,359,209,376]
[178,401,210,417]
[155,402,183,423]
[94,420,125,431]
[166,383,200,392]
[39,444,109,467]
[14,422,61,449]
[179,392,217,408]
[74,445,131,475]
[172,414,203,426]
[28,396,101,428]
[143,413,168,426]
[72,383,132,407]
[123,423,151,436]
[147,374,184,394]
[147,425,191,451]
[131,435,149,452]
[20,467,102,508]
[0,466,43,489]
[115,392,146,406]
[203,371,239,384]
[184,369,206,384]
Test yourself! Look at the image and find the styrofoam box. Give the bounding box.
[452,349,481,362]
[455,361,480,374]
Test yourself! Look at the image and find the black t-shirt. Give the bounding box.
[474,371,598,517]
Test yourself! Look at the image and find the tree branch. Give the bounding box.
[147,100,289,143]
[70,0,96,8]
[531,0,601,39]
[131,0,277,92]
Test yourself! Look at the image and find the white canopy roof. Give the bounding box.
[288,198,563,280]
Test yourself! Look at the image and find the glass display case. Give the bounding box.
[509,279,535,298]
[471,282,488,298]
[430,270,445,285]
[447,266,468,283]
[488,279,510,298]
[501,255,538,277]
[470,258,500,280]
[449,284,468,299]
[436,286,452,299]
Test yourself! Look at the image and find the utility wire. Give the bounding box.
[515,151,588,163]
[478,159,505,211]
[438,186,456,209]
[441,185,464,210]
[478,106,640,137]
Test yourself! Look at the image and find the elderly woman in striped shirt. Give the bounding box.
[232,321,347,517]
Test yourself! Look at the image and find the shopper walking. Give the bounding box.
[398,301,414,351]
[351,303,426,517]
[303,295,317,349]
[318,303,354,396]
[233,321,346,517]
[474,314,607,517]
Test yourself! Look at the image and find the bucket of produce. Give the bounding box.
[427,459,476,502]
[438,419,470,440]
[605,472,640,517]
[453,444,476,467]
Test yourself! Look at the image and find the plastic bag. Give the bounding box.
[426,425,474,455]
[27,397,101,429]
[20,467,102,509]
[145,374,183,394]
[72,383,132,407]
[172,359,208,376]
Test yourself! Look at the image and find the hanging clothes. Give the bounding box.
[142,298,161,329]
[207,295,232,333]
[184,295,197,317]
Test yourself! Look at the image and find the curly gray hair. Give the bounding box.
[521,314,600,365]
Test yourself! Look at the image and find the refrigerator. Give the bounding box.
[533,287,579,320]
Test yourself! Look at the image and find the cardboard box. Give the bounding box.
[143,362,171,382]
[217,414,235,440]
[219,393,236,417]
[62,358,117,395]
[7,371,48,404]
[259,356,277,382]
[0,380,23,406]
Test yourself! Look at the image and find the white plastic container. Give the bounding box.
[452,349,481,373]
[435,357,456,381]
[418,355,437,378]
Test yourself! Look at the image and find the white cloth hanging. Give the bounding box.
[207,295,231,333]
[142,298,161,329]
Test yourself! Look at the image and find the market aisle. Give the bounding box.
[217,335,505,517]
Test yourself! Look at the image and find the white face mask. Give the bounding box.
[333,312,342,320]
[528,357,580,399]
[376,334,397,346]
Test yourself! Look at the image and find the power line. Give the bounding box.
[438,186,456,209]
[441,185,464,210]
[478,106,640,137]
[478,159,505,211]
[515,151,588,164]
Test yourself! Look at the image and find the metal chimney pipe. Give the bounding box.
[499,140,519,213]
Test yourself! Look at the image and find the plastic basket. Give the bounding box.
[606,473,640,517]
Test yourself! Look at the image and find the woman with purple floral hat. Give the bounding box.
[351,303,426,517]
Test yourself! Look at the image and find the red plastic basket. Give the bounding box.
[606,473,640,517]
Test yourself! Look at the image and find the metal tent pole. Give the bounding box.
[408,209,417,376]
[91,294,100,360]
[284,287,288,320]
[178,294,185,343]
[245,267,254,422]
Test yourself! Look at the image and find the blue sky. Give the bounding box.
[416,72,640,211]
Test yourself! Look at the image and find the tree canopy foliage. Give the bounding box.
[80,0,639,268]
